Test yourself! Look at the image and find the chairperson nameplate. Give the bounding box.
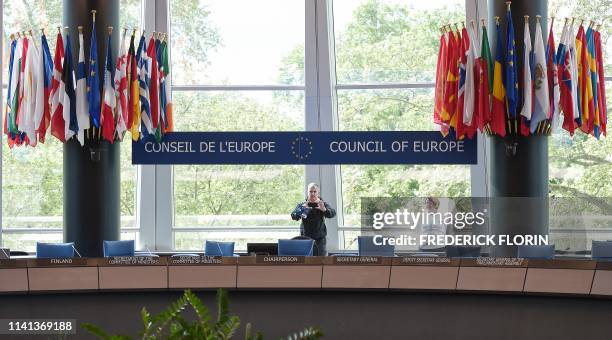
[132,131,477,165]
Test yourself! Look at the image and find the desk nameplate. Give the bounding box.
[527,259,596,270]
[27,258,95,267]
[238,256,323,265]
[168,256,237,266]
[324,256,392,265]
[392,257,459,266]
[0,259,27,269]
[460,258,527,268]
[97,256,168,266]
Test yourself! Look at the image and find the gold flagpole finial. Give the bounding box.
[91,10,97,22]
[535,15,541,23]
[40,27,46,36]
[550,16,555,26]
[10,33,15,40]
[64,26,69,33]
[505,1,511,11]
[107,26,113,35]
[571,17,576,25]
[132,27,137,35]
[596,23,601,31]
[494,16,500,25]
[524,15,529,24]
[16,31,21,38]
[564,17,569,25]
[481,18,486,27]
[78,26,83,33]
[461,21,466,28]
[589,20,595,28]
[580,18,585,26]
[28,29,34,37]
[141,29,146,36]
[454,22,459,31]
[470,19,475,30]
[57,26,61,34]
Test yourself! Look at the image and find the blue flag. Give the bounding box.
[88,20,101,128]
[63,34,78,135]
[504,7,518,119]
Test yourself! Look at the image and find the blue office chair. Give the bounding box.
[592,240,612,260]
[36,242,75,259]
[103,240,135,257]
[357,236,395,256]
[445,245,481,258]
[278,239,314,256]
[517,245,555,259]
[204,241,235,256]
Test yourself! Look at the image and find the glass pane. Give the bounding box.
[173,91,303,131]
[333,0,464,84]
[548,0,612,75]
[170,0,305,85]
[1,1,142,250]
[337,88,471,240]
[549,82,612,199]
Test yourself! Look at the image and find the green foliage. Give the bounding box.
[81,289,322,340]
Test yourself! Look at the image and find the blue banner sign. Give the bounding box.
[132,131,477,165]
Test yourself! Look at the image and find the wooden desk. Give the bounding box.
[168,256,237,289]
[590,261,612,296]
[237,256,323,289]
[457,258,527,292]
[27,258,98,292]
[322,256,392,289]
[98,257,168,290]
[389,257,460,290]
[0,260,28,293]
[524,260,596,295]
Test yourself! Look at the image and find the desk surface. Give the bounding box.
[0,256,610,297]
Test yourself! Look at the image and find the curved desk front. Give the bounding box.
[1,256,610,297]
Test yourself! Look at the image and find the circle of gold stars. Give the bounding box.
[290,136,313,160]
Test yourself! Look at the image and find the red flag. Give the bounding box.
[126,32,137,130]
[594,29,607,136]
[50,32,65,143]
[558,23,576,135]
[147,36,160,130]
[455,27,470,139]
[577,25,594,134]
[434,31,448,128]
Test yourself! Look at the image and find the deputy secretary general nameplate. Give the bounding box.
[131,131,477,165]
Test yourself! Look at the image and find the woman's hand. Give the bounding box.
[317,200,327,212]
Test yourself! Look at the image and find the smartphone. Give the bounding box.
[307,202,319,208]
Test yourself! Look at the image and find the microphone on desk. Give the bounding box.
[71,245,83,258]
[0,247,10,259]
[144,244,154,257]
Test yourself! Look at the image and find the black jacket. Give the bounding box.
[291,199,336,240]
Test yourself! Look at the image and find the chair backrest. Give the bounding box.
[592,240,612,259]
[517,245,555,259]
[204,241,235,256]
[358,236,395,256]
[445,245,481,258]
[103,240,135,257]
[278,239,314,256]
[36,242,75,259]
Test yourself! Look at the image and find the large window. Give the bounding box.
[1,0,141,251]
[332,0,469,248]
[169,0,306,250]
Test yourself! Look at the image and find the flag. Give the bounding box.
[155,35,164,142]
[76,29,90,146]
[101,32,116,143]
[50,30,65,142]
[568,21,581,126]
[62,33,77,141]
[5,36,17,141]
[455,26,470,139]
[23,35,38,145]
[530,18,550,133]
[546,20,560,133]
[161,37,173,132]
[576,24,593,132]
[434,30,448,129]
[519,18,533,136]
[478,23,493,132]
[16,36,29,142]
[88,19,101,128]
[138,35,153,136]
[147,35,160,134]
[463,24,478,138]
[491,20,507,137]
[126,31,136,131]
[586,27,600,137]
[130,34,142,140]
[505,6,518,133]
[115,29,129,140]
[557,21,576,135]
[594,28,607,136]
[34,33,53,143]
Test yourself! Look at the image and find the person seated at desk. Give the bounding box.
[291,182,336,256]
[418,197,451,252]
